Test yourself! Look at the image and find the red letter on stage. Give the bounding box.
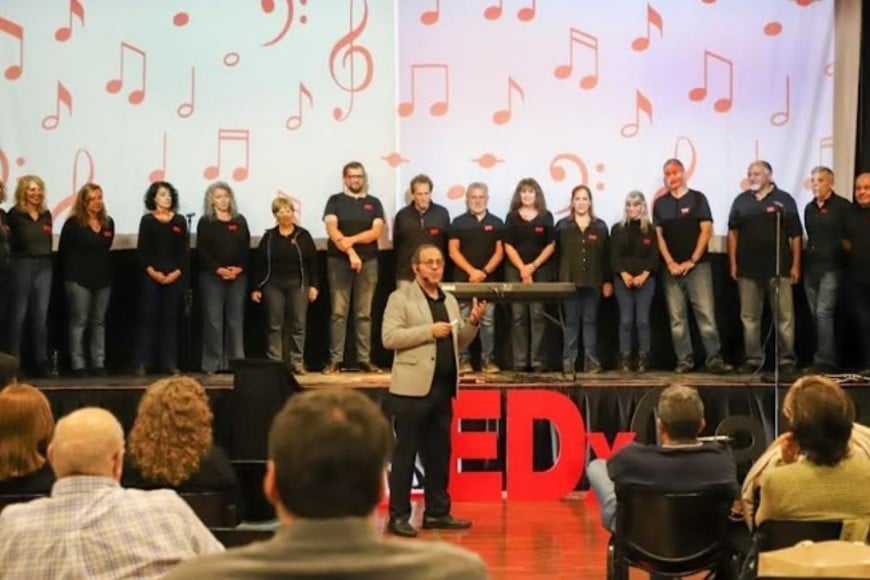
[587,431,636,460]
[506,390,585,500]
[450,390,501,501]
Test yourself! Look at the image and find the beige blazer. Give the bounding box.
[382,282,478,397]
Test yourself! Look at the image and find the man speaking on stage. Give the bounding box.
[382,243,486,538]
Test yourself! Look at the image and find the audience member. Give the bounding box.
[0,180,10,353]
[0,352,18,387]
[0,383,55,494]
[0,407,222,578]
[164,389,488,579]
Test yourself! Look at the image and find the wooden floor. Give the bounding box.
[371,494,711,579]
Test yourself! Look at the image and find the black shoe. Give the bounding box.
[70,368,88,379]
[386,519,418,538]
[585,357,602,374]
[674,361,693,374]
[636,353,650,374]
[322,361,340,374]
[738,362,757,375]
[562,362,574,376]
[422,514,472,530]
[357,361,383,374]
[706,361,733,374]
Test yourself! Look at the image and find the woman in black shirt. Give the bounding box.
[610,191,658,373]
[251,197,318,374]
[59,184,115,376]
[0,180,10,353]
[197,182,250,374]
[504,178,556,371]
[0,383,56,495]
[133,181,188,375]
[7,176,53,376]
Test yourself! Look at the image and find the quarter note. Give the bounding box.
[42,81,73,130]
[492,76,524,125]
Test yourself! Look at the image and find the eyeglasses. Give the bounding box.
[418,259,444,268]
[346,174,365,180]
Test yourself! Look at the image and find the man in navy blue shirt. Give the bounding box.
[393,175,451,290]
[727,161,802,376]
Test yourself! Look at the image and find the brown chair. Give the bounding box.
[180,492,237,527]
[210,527,274,548]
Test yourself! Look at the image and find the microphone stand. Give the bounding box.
[772,205,782,436]
[184,212,195,372]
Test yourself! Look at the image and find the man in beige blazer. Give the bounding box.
[382,243,486,538]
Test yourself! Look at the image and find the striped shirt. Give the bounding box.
[0,476,223,579]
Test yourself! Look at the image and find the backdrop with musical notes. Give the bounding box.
[0,0,833,238]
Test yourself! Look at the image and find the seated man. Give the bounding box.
[0,407,222,579]
[754,375,870,541]
[587,384,738,532]
[165,389,488,580]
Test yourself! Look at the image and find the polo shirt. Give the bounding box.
[393,203,450,281]
[323,192,385,262]
[727,188,802,279]
[652,189,713,264]
[449,211,504,282]
[804,192,851,275]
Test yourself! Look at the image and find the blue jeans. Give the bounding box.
[327,256,378,364]
[613,277,655,356]
[460,300,496,362]
[8,257,52,363]
[200,272,246,372]
[263,282,308,366]
[505,266,548,368]
[661,262,723,367]
[563,287,601,367]
[134,275,184,370]
[587,458,617,532]
[803,270,840,367]
[737,277,796,366]
[64,281,111,370]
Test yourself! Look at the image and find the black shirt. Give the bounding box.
[610,220,659,276]
[0,209,10,274]
[421,284,457,394]
[556,216,611,288]
[804,192,851,275]
[58,216,115,289]
[393,202,451,281]
[136,213,189,273]
[504,209,556,279]
[846,205,870,284]
[6,207,52,258]
[728,188,802,279]
[323,192,385,261]
[652,189,713,264]
[253,225,319,289]
[449,211,505,282]
[196,215,251,275]
[0,463,55,495]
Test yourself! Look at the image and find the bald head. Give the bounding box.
[48,407,125,479]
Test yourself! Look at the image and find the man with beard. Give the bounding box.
[727,161,802,376]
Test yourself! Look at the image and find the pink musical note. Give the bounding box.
[554,28,599,90]
[446,184,466,200]
[550,153,591,214]
[42,81,73,130]
[177,68,195,119]
[483,0,536,21]
[52,149,94,221]
[763,21,782,36]
[471,153,504,169]
[620,90,653,138]
[398,64,449,117]
[106,42,147,105]
[285,82,313,130]
[328,0,373,122]
[262,0,298,47]
[149,132,168,182]
[421,0,440,25]
[55,0,85,42]
[631,3,663,52]
[770,75,789,127]
[173,12,189,27]
[492,76,524,125]
[0,17,24,80]
[688,49,733,113]
[739,140,761,190]
[204,129,250,182]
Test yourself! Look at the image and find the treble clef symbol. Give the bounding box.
[328,0,373,122]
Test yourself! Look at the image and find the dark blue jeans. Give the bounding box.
[613,277,655,356]
[8,257,52,364]
[661,262,724,367]
[803,270,841,367]
[64,281,111,370]
[263,282,308,367]
[505,265,548,368]
[327,256,378,365]
[200,272,246,372]
[134,275,184,370]
[563,286,601,368]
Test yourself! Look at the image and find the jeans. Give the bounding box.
[134,275,184,370]
[563,287,601,367]
[0,271,11,352]
[327,256,378,364]
[64,281,111,370]
[737,277,796,366]
[586,458,617,532]
[459,300,496,362]
[8,257,52,363]
[661,262,723,367]
[505,266,547,368]
[803,270,840,367]
[613,277,655,356]
[854,282,870,369]
[263,282,308,366]
[200,272,246,372]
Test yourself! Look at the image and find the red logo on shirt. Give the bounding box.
[429,227,440,235]
[535,226,544,234]
[766,206,776,213]
[228,223,239,231]
[820,208,829,215]
[364,203,373,211]
[102,230,112,238]
[172,225,182,233]
[680,207,690,215]
[484,224,493,232]
[588,234,598,241]
[643,237,652,245]
[42,225,51,233]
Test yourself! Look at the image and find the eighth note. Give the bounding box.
[492,76,524,125]
[42,81,73,131]
[554,27,599,90]
[204,129,251,182]
[55,0,85,42]
[620,90,653,138]
[285,82,313,130]
[0,16,24,80]
[398,63,449,117]
[631,3,663,52]
[688,49,733,113]
[106,41,147,105]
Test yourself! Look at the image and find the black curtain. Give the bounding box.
[855,5,870,174]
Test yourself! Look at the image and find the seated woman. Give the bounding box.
[123,376,240,511]
[0,383,55,494]
[755,375,870,541]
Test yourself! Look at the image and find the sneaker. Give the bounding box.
[636,353,650,374]
[706,361,733,374]
[738,362,757,375]
[357,361,382,374]
[617,354,632,373]
[674,361,693,374]
[459,360,474,374]
[585,357,602,374]
[322,361,340,374]
[482,360,501,374]
[291,363,307,375]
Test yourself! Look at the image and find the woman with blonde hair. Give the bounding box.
[58,183,115,377]
[124,376,238,499]
[0,383,55,494]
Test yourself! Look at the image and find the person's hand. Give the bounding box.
[779,432,801,464]
[729,263,738,282]
[469,298,487,325]
[633,272,649,287]
[165,270,182,285]
[336,236,354,252]
[146,267,165,284]
[431,321,452,338]
[790,265,800,285]
[679,261,695,276]
[602,282,614,298]
[251,291,263,303]
[519,263,535,279]
[667,261,683,276]
[348,251,362,272]
[216,267,233,280]
[620,272,634,287]
[521,274,533,284]
[228,266,243,278]
[468,269,487,284]
[308,287,318,302]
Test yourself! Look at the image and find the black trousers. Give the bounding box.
[388,388,453,521]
